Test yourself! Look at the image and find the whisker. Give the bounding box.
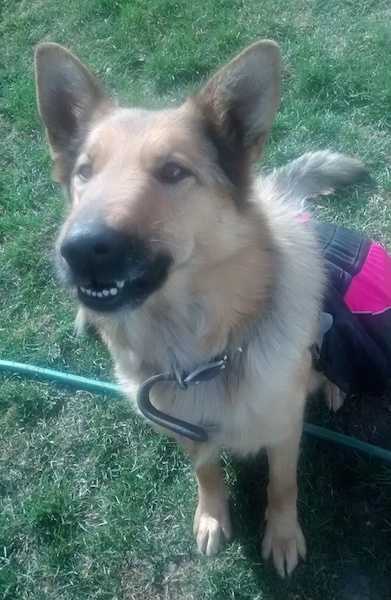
[148,238,180,249]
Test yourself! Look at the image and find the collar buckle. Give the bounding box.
[174,355,228,388]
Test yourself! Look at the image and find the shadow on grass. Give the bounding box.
[229,434,391,600]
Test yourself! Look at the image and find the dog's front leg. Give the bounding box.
[193,461,233,555]
[262,422,306,577]
[180,441,232,556]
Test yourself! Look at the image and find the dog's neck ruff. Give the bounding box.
[137,355,230,442]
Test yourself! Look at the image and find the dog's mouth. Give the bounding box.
[73,253,173,313]
[76,276,157,312]
[77,279,128,311]
[57,224,173,313]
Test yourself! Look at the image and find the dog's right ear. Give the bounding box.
[34,43,112,181]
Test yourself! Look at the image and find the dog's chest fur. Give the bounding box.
[81,188,324,459]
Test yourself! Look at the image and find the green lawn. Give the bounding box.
[1,0,391,598]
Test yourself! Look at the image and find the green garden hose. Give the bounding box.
[1,359,391,462]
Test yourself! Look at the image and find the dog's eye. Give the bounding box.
[158,162,191,184]
[75,163,93,182]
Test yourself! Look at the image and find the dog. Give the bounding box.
[34,40,368,576]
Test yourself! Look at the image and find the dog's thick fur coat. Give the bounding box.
[35,41,365,576]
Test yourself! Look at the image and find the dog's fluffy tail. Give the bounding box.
[268,150,367,201]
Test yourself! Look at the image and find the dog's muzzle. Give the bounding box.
[59,222,172,311]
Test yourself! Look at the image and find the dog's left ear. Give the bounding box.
[195,40,281,162]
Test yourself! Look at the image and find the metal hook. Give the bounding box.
[137,373,209,442]
[136,356,228,442]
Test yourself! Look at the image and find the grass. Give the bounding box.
[1,0,391,598]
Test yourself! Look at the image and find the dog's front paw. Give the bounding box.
[193,499,232,556]
[261,516,306,577]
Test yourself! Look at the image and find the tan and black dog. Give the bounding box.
[35,41,365,576]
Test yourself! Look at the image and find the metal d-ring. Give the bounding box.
[136,356,228,443]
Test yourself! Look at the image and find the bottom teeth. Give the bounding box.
[79,283,123,298]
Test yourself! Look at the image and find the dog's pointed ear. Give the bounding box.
[34,43,112,180]
[194,40,281,162]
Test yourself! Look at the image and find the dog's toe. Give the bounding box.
[195,515,224,555]
[261,518,306,577]
[193,501,232,556]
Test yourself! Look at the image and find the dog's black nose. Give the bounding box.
[60,223,132,280]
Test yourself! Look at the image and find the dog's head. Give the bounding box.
[35,41,280,313]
